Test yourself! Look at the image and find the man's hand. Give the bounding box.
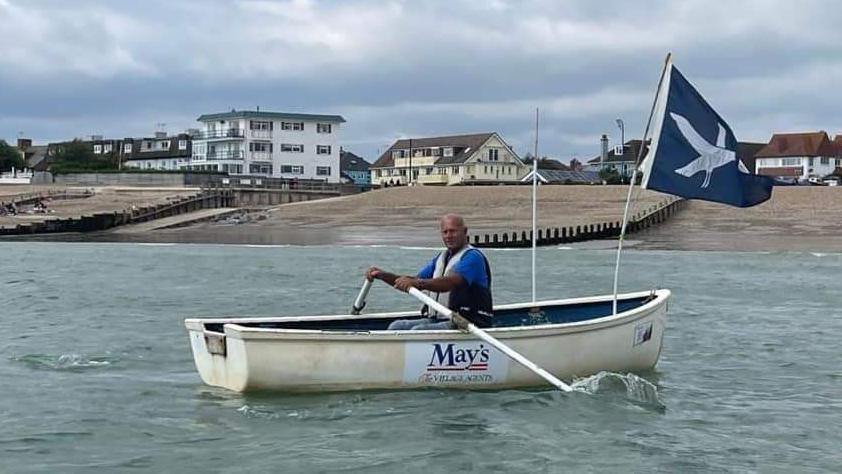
[365,266,382,282]
[393,276,420,292]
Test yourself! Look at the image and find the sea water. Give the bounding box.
[1,242,841,472]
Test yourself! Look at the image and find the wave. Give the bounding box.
[571,371,664,410]
[11,353,116,371]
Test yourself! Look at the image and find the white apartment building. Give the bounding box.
[188,110,346,182]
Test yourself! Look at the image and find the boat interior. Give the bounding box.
[203,295,655,333]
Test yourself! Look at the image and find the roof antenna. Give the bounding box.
[256,105,260,112]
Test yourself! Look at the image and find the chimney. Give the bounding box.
[17,138,32,150]
[600,134,609,167]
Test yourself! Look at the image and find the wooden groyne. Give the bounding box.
[472,198,687,248]
[0,189,233,236]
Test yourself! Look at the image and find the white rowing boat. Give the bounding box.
[184,289,669,393]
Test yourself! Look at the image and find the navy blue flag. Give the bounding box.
[640,61,773,207]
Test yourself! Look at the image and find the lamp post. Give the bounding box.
[616,118,625,182]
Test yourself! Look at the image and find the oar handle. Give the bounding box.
[351,278,374,315]
[407,287,573,392]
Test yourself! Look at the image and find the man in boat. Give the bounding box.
[365,214,493,330]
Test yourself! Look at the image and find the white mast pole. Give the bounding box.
[612,53,672,315]
[532,107,539,304]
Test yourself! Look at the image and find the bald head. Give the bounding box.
[439,213,468,251]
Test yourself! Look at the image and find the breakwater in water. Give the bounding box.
[0,189,233,235]
[473,198,686,248]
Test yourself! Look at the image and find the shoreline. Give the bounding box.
[2,185,842,252]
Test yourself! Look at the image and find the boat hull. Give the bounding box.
[185,290,669,392]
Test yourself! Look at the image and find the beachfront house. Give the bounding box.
[370,132,526,186]
[585,138,647,178]
[340,150,371,186]
[189,109,345,182]
[122,132,194,171]
[754,131,840,182]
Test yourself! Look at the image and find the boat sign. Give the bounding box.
[404,341,508,386]
[633,321,653,346]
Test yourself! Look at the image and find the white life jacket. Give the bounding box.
[426,245,473,318]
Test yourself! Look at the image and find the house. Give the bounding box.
[340,150,370,186]
[370,132,526,186]
[15,138,48,170]
[122,132,193,171]
[190,109,346,182]
[754,131,839,181]
[585,138,647,177]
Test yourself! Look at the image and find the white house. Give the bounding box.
[370,132,526,186]
[755,131,839,182]
[189,110,346,182]
[122,132,192,171]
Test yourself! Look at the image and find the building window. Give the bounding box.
[145,141,153,150]
[317,123,332,133]
[159,141,170,150]
[249,142,272,152]
[249,120,272,131]
[316,166,331,176]
[249,164,273,174]
[123,143,132,153]
[820,157,830,165]
[443,147,453,157]
[317,145,331,155]
[93,144,102,154]
[280,165,304,174]
[280,143,304,152]
[178,140,187,150]
[102,143,112,153]
[281,122,304,131]
[488,149,499,161]
[782,158,801,166]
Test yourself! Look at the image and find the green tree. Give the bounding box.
[598,167,623,184]
[50,140,117,172]
[0,140,25,172]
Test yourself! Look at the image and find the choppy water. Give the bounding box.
[1,242,841,472]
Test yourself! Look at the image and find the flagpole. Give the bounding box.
[532,107,539,304]
[612,53,672,315]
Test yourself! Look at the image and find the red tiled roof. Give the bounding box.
[833,135,842,156]
[757,167,802,177]
[755,131,835,158]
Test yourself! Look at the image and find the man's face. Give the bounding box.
[440,217,467,251]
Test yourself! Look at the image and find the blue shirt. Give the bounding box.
[417,248,489,288]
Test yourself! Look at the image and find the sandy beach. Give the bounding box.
[113,185,842,251]
[3,184,841,251]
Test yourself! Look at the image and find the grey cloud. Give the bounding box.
[1,0,841,162]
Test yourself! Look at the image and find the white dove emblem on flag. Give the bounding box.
[670,112,747,188]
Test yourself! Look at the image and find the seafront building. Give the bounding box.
[122,132,193,171]
[340,150,371,186]
[754,131,841,182]
[370,132,526,186]
[47,131,194,171]
[586,138,646,178]
[188,110,345,182]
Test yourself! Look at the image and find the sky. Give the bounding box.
[1,0,841,163]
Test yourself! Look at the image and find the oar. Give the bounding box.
[407,287,573,392]
[350,278,373,315]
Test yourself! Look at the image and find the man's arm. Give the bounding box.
[394,274,464,292]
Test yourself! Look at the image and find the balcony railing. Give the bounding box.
[194,129,245,140]
[192,150,245,161]
[249,129,273,139]
[249,151,273,161]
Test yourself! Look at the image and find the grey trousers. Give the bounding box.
[387,317,454,331]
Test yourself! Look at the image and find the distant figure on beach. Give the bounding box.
[365,214,493,330]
